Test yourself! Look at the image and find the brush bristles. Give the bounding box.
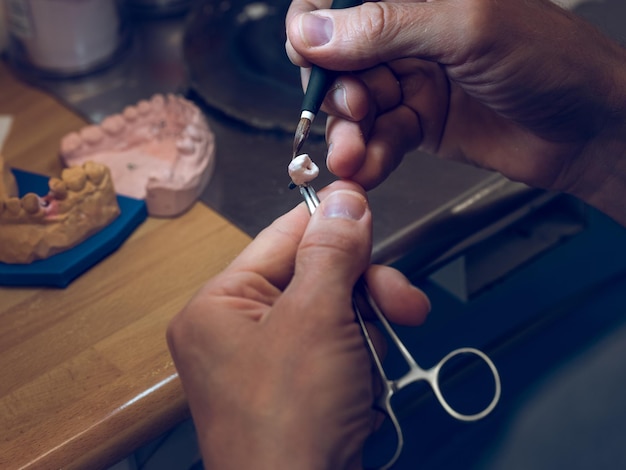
[293,117,312,158]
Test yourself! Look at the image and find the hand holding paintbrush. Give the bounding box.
[292,0,363,158]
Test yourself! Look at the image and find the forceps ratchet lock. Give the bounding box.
[298,184,502,470]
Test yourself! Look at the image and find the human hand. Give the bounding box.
[167,181,430,470]
[285,0,626,223]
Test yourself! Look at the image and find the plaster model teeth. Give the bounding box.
[0,154,18,199]
[288,154,320,186]
[123,106,138,122]
[80,125,104,145]
[176,137,196,155]
[61,132,82,154]
[186,124,203,142]
[101,115,125,136]
[151,94,165,110]
[138,100,151,115]
[49,177,68,199]
[21,193,41,215]
[60,93,216,217]
[62,167,87,192]
[6,197,20,215]
[84,161,105,184]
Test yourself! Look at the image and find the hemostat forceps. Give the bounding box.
[299,184,501,470]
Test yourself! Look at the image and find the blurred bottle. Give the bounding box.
[0,1,7,54]
[3,0,130,77]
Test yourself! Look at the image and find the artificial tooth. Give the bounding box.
[21,193,41,214]
[102,115,125,135]
[123,106,138,122]
[49,177,68,199]
[61,132,82,154]
[176,137,195,155]
[186,124,203,142]
[138,100,151,115]
[171,95,185,114]
[6,197,21,215]
[151,94,165,109]
[83,161,105,184]
[80,125,104,145]
[62,167,87,191]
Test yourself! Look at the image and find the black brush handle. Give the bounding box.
[300,0,363,116]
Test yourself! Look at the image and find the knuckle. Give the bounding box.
[298,228,369,273]
[166,280,219,349]
[355,3,400,53]
[166,308,189,354]
[454,0,499,59]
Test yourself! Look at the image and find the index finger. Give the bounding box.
[226,201,309,290]
[227,180,364,289]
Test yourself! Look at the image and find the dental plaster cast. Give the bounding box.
[288,153,319,186]
[0,161,121,264]
[60,94,216,217]
[0,155,17,199]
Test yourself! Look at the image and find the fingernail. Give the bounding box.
[322,190,367,220]
[329,84,350,115]
[326,141,334,159]
[300,13,333,47]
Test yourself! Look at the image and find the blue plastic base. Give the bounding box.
[0,169,147,288]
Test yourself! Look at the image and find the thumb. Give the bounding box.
[291,188,372,315]
[287,2,457,71]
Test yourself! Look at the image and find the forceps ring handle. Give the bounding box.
[358,277,501,421]
[421,347,501,422]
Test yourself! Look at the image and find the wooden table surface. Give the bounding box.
[0,63,251,469]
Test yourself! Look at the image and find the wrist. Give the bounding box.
[569,137,626,226]
[197,416,363,470]
[559,44,626,226]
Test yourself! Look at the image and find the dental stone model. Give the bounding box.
[60,94,216,217]
[0,161,120,264]
[288,153,319,186]
[0,154,18,199]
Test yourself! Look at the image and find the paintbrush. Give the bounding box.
[292,0,363,157]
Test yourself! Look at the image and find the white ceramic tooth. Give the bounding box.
[288,154,320,186]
